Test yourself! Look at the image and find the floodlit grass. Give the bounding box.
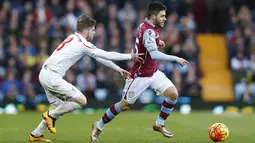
[0,111,254,143]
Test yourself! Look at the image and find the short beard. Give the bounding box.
[155,18,163,28]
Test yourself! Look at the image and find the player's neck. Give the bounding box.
[147,18,158,29]
[76,31,88,41]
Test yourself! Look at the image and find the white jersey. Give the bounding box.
[43,33,132,77]
[43,33,91,77]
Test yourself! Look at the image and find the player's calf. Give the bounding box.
[94,101,125,132]
[155,86,178,126]
[119,99,132,111]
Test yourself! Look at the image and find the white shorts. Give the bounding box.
[39,68,83,108]
[122,70,174,104]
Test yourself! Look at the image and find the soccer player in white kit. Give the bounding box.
[28,14,143,142]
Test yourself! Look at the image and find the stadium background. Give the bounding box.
[0,0,254,111]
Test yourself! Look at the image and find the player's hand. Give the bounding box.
[178,58,189,67]
[131,52,144,63]
[159,40,165,49]
[118,68,131,79]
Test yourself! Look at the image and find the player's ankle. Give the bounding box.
[97,120,104,131]
[155,121,164,126]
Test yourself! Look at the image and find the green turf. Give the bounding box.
[0,111,254,143]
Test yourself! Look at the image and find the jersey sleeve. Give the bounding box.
[94,57,121,71]
[83,44,132,61]
[142,29,158,52]
[149,50,179,62]
[77,33,132,61]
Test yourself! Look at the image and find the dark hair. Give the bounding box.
[76,14,96,32]
[147,2,167,18]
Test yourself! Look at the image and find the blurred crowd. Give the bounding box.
[0,0,202,109]
[225,1,255,105]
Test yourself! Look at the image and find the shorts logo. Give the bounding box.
[128,92,135,98]
[72,87,76,93]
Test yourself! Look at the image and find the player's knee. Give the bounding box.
[122,104,132,111]
[120,100,132,111]
[51,101,64,109]
[75,95,87,107]
[164,86,178,101]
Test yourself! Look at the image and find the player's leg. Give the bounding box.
[36,68,87,133]
[29,89,64,142]
[150,70,178,138]
[44,80,87,133]
[91,77,151,142]
[48,92,87,118]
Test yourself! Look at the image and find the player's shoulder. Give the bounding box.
[144,28,156,36]
[70,33,96,49]
[139,23,156,36]
[82,40,96,49]
[142,28,157,39]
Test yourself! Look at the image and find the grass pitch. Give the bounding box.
[0,111,254,143]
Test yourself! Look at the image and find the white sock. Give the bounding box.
[31,119,47,137]
[49,101,82,119]
[156,116,165,126]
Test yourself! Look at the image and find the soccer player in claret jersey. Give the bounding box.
[90,2,189,142]
[28,14,143,142]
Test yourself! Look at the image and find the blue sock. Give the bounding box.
[97,102,122,130]
[156,98,177,125]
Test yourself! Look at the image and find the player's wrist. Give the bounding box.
[129,54,133,60]
[176,57,180,62]
[115,67,121,72]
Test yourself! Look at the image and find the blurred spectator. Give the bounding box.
[21,69,36,97]
[49,0,65,19]
[182,62,201,97]
[62,0,77,31]
[117,2,137,25]
[93,0,108,26]
[230,50,249,72]
[65,70,76,85]
[76,67,97,98]
[234,73,255,105]
[94,23,106,49]
[1,71,21,98]
[34,0,53,24]
[95,66,107,88]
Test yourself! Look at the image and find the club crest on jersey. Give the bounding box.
[148,30,152,35]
